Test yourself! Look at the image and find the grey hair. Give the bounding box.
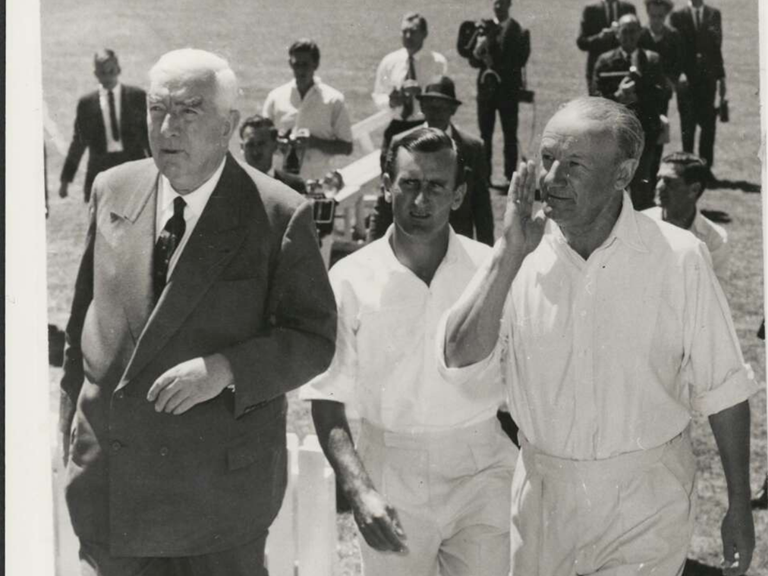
[149,48,238,115]
[558,97,645,161]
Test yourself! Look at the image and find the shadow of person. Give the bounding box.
[683,558,723,575]
[710,179,761,193]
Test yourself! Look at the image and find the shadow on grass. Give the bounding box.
[683,558,722,575]
[700,209,732,224]
[712,179,761,193]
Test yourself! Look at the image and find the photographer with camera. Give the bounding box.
[458,0,530,189]
[592,14,666,210]
[263,39,353,180]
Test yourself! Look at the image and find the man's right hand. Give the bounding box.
[350,486,408,553]
[59,392,76,466]
[502,160,545,257]
[58,182,69,198]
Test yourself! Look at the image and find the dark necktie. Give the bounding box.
[606,1,616,24]
[401,55,416,120]
[153,196,186,302]
[694,9,701,31]
[108,89,121,142]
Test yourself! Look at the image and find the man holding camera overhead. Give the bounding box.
[263,39,353,180]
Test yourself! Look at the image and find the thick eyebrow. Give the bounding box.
[176,96,204,108]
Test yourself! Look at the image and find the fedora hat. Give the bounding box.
[416,75,462,106]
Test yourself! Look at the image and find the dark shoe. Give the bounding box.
[752,476,768,509]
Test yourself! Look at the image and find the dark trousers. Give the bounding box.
[379,118,424,171]
[77,533,268,576]
[677,78,718,169]
[477,94,519,181]
[630,136,659,211]
[85,151,134,203]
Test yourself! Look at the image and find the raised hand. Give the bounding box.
[502,160,545,257]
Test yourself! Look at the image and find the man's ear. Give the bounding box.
[224,110,241,141]
[614,157,638,191]
[451,182,467,211]
[382,173,393,203]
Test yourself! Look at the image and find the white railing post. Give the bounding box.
[266,433,300,576]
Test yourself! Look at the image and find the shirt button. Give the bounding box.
[160,447,169,457]
[111,441,122,452]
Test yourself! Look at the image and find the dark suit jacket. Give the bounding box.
[638,25,684,88]
[469,17,530,96]
[274,168,307,194]
[60,84,151,192]
[367,124,494,245]
[61,154,336,556]
[669,4,725,83]
[577,1,637,83]
[592,48,666,138]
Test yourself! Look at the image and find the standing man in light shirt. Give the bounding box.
[373,12,448,167]
[59,48,336,575]
[440,97,758,576]
[303,128,516,576]
[59,49,151,202]
[263,39,353,180]
[644,151,729,281]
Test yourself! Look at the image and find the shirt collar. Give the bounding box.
[98,82,122,97]
[381,224,461,272]
[159,157,227,220]
[402,47,425,62]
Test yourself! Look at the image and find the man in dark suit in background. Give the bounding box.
[240,114,307,194]
[670,0,726,175]
[577,0,637,91]
[60,48,336,575]
[469,0,530,188]
[59,49,151,202]
[592,14,666,209]
[367,76,494,246]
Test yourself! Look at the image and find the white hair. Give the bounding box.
[149,48,238,115]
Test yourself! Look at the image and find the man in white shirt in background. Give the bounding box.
[372,12,448,167]
[441,97,757,576]
[263,39,353,180]
[303,127,516,576]
[645,151,729,280]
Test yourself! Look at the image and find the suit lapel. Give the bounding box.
[121,155,250,385]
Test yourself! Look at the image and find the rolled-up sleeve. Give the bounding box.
[300,270,358,405]
[683,243,760,415]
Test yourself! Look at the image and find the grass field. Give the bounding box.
[42,0,765,573]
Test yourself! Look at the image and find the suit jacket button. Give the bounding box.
[160,447,169,457]
[112,441,122,452]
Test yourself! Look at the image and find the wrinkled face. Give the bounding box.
[94,58,120,90]
[289,50,318,85]
[617,20,642,53]
[655,162,697,214]
[493,0,511,21]
[538,109,627,229]
[387,148,464,240]
[420,97,458,129]
[401,19,427,53]
[148,70,235,194]
[241,126,278,172]
[646,4,669,31]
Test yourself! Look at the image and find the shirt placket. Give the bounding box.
[572,254,599,452]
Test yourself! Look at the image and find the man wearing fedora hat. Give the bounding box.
[368,75,494,246]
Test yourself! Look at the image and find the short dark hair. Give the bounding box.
[385,127,466,188]
[239,114,278,140]
[644,0,674,12]
[661,151,710,195]
[94,48,119,66]
[288,39,321,65]
[402,12,428,35]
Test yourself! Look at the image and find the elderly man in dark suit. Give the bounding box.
[367,76,494,246]
[239,114,307,194]
[59,49,151,203]
[592,14,666,209]
[670,0,726,175]
[59,48,336,576]
[577,0,637,91]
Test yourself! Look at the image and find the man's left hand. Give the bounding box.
[721,497,755,576]
[147,354,234,415]
[718,78,727,99]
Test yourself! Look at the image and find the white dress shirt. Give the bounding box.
[301,227,506,433]
[372,47,448,121]
[439,194,757,460]
[98,83,123,153]
[643,206,729,281]
[155,157,226,279]
[262,78,353,180]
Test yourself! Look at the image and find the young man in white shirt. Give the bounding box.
[303,127,516,576]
